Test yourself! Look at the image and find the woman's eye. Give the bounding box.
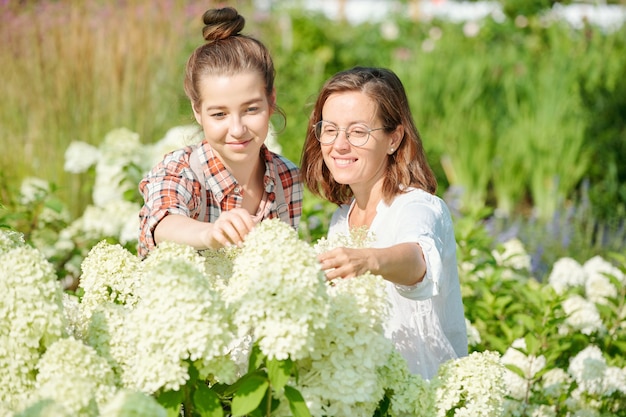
[211,112,226,118]
[246,106,260,113]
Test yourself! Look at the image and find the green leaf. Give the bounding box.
[284,385,312,417]
[248,344,265,372]
[514,313,536,332]
[231,374,269,417]
[155,390,183,417]
[267,357,293,392]
[194,384,224,417]
[524,332,540,356]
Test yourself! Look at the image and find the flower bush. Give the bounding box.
[2,219,509,417]
[458,223,626,416]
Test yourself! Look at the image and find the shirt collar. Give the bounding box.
[198,142,275,201]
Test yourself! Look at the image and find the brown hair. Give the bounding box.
[184,7,283,120]
[300,66,437,205]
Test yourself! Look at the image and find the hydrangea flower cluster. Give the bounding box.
[295,272,393,416]
[378,349,434,416]
[549,255,624,302]
[500,338,546,401]
[91,128,145,207]
[547,255,625,338]
[116,244,235,393]
[33,337,117,415]
[98,389,167,417]
[224,219,329,362]
[0,230,66,411]
[434,350,506,416]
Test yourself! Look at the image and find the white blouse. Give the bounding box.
[328,188,468,379]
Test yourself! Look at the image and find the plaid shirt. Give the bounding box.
[138,142,303,258]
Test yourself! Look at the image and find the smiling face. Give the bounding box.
[320,91,402,198]
[192,71,274,169]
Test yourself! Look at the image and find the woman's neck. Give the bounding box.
[349,186,384,228]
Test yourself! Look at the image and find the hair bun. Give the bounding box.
[202,7,245,42]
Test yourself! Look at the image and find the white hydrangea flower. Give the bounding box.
[466,318,482,346]
[501,338,546,400]
[562,295,604,335]
[200,247,238,292]
[379,350,434,416]
[33,337,117,416]
[64,141,100,173]
[583,255,625,284]
[224,219,329,361]
[145,124,201,168]
[82,303,132,379]
[12,399,72,417]
[120,253,234,394]
[99,389,167,417]
[529,404,558,417]
[295,273,393,417]
[67,200,141,244]
[314,225,373,254]
[75,242,145,377]
[583,255,622,304]
[585,270,618,305]
[0,236,66,412]
[548,257,586,294]
[78,241,141,316]
[264,122,282,154]
[434,351,506,417]
[142,240,208,277]
[568,345,607,396]
[19,177,50,205]
[501,368,527,402]
[92,128,144,207]
[37,205,71,226]
[492,238,531,272]
[507,338,546,378]
[541,368,572,398]
[0,229,25,251]
[602,365,626,396]
[61,293,82,339]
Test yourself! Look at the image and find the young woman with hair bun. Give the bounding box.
[138,7,302,258]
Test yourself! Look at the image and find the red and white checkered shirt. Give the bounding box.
[138,142,302,258]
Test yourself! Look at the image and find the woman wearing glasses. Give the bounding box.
[300,66,467,378]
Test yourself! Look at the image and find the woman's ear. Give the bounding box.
[389,125,404,153]
[191,101,202,125]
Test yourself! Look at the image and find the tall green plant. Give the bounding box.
[0,0,201,215]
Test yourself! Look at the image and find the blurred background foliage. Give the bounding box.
[1,0,625,278]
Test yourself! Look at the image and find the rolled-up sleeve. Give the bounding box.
[137,148,198,257]
[376,192,450,301]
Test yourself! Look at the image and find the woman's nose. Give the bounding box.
[332,129,351,150]
[229,116,246,137]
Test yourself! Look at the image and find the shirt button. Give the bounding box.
[234,186,241,194]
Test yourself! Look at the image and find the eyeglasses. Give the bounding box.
[313,120,385,147]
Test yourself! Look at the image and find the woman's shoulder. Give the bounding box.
[147,145,195,176]
[390,188,451,218]
[397,187,444,205]
[266,149,300,178]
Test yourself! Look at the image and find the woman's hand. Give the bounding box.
[318,243,426,286]
[318,247,374,281]
[205,208,257,248]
